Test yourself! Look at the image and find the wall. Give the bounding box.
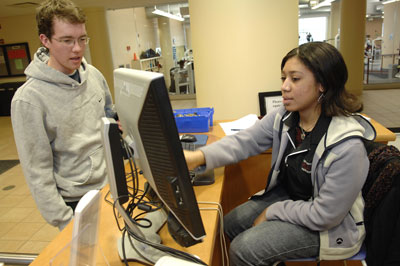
[106,8,158,69]
[339,0,366,96]
[106,7,163,85]
[328,0,341,47]
[170,19,185,47]
[158,16,174,88]
[170,18,186,63]
[83,8,114,96]
[366,17,382,39]
[0,13,39,83]
[106,8,137,69]
[382,2,400,69]
[189,0,298,120]
[0,9,114,95]
[134,8,158,54]
[184,22,192,50]
[106,8,136,69]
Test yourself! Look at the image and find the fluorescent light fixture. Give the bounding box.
[152,7,184,21]
[383,0,400,4]
[311,0,334,10]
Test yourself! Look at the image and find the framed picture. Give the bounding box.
[258,91,282,116]
[0,42,31,77]
[0,48,8,77]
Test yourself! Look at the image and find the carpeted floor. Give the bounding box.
[0,159,20,175]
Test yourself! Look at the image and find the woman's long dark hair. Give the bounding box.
[281,42,362,116]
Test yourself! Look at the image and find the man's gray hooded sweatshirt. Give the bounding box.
[11,47,115,230]
[200,105,376,260]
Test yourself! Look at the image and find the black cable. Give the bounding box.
[123,139,139,196]
[126,229,157,264]
[112,194,131,232]
[121,229,129,266]
[112,191,205,264]
[111,138,206,265]
[126,227,207,265]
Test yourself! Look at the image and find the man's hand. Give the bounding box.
[253,208,268,227]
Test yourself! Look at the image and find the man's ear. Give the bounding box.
[39,34,50,49]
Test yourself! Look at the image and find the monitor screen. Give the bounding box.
[113,68,206,243]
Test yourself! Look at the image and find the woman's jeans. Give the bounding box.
[224,185,320,266]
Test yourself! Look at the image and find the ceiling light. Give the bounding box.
[383,0,400,5]
[152,6,184,21]
[311,0,334,10]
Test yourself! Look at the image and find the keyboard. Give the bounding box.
[181,141,204,151]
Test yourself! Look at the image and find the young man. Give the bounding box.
[11,0,115,230]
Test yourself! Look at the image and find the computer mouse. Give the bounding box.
[180,134,197,143]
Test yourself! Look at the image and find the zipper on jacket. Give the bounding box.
[286,131,295,149]
[284,149,309,165]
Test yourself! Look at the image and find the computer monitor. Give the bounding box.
[103,68,206,262]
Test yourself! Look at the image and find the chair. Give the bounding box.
[285,244,367,265]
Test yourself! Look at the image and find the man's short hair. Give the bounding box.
[36,0,86,39]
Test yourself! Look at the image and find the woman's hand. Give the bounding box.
[184,150,205,170]
[253,208,268,227]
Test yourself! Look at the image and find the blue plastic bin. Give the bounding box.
[173,107,214,133]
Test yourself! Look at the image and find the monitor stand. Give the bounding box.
[100,118,169,264]
[117,208,168,264]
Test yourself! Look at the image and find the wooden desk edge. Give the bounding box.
[215,117,396,144]
[31,128,226,266]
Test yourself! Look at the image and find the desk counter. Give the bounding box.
[31,117,395,265]
[30,126,225,266]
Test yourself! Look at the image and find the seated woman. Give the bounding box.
[185,42,376,266]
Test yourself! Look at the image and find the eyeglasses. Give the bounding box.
[51,36,90,47]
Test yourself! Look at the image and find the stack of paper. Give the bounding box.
[219,114,259,135]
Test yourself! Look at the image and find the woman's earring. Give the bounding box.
[317,93,325,103]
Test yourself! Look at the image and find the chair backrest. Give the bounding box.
[362,140,400,266]
[362,140,400,215]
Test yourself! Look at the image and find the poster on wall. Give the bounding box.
[258,91,283,117]
[0,49,7,77]
[0,42,31,77]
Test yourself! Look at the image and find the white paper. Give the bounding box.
[265,96,283,115]
[219,114,259,135]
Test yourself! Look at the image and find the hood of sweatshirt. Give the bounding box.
[282,109,376,148]
[24,47,89,88]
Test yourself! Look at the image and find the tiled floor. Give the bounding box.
[362,89,400,131]
[0,117,59,256]
[0,90,399,259]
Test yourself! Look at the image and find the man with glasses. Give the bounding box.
[11,0,115,230]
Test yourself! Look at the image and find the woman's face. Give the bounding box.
[280,56,323,115]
